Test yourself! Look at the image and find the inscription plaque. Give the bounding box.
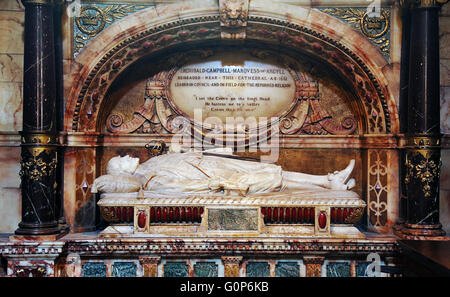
[169,52,296,123]
[207,208,258,231]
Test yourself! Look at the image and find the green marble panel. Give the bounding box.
[164,262,189,277]
[356,262,370,277]
[208,208,258,231]
[112,262,136,277]
[82,262,107,277]
[246,262,270,277]
[275,262,299,277]
[326,262,351,277]
[193,262,218,277]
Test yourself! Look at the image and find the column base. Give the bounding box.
[10,228,69,242]
[393,223,448,240]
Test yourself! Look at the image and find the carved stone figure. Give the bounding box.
[92,148,356,196]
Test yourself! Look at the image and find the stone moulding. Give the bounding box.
[64,3,399,135]
[96,191,366,239]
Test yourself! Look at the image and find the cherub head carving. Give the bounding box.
[220,0,247,27]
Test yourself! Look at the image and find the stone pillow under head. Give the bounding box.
[91,174,142,193]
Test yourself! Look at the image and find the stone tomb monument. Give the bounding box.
[94,149,366,238]
[93,49,366,238]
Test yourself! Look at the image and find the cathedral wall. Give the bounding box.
[0,0,23,233]
[439,5,450,234]
[0,0,447,236]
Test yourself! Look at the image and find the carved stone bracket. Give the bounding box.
[139,256,161,277]
[221,256,243,277]
[303,256,324,277]
[219,0,249,40]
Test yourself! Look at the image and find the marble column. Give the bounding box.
[15,0,60,236]
[398,0,448,238]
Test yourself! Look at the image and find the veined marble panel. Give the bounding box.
[164,262,189,277]
[441,59,450,87]
[0,187,20,233]
[81,262,107,277]
[245,262,270,277]
[0,11,24,54]
[441,87,450,134]
[440,16,450,59]
[0,0,24,11]
[275,261,300,277]
[326,261,351,277]
[0,146,20,187]
[112,262,137,277]
[0,82,22,131]
[193,262,218,277]
[440,148,450,234]
[0,54,22,82]
[356,262,370,277]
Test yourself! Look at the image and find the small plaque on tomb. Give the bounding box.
[207,208,258,231]
[169,51,296,124]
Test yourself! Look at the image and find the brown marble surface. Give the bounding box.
[399,240,450,276]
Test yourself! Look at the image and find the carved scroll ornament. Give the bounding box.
[105,50,357,141]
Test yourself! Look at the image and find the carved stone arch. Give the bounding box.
[64,1,399,135]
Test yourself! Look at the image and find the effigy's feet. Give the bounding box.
[346,178,356,190]
[328,160,355,190]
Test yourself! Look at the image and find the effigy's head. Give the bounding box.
[106,155,140,175]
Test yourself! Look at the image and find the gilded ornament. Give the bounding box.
[74,4,148,55]
[320,8,390,57]
[404,151,441,197]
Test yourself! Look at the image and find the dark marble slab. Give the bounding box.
[399,240,450,276]
[81,262,107,277]
[246,262,270,277]
[194,262,218,277]
[164,262,189,277]
[112,262,137,277]
[275,262,299,277]
[356,262,370,277]
[326,262,350,277]
[208,208,258,231]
